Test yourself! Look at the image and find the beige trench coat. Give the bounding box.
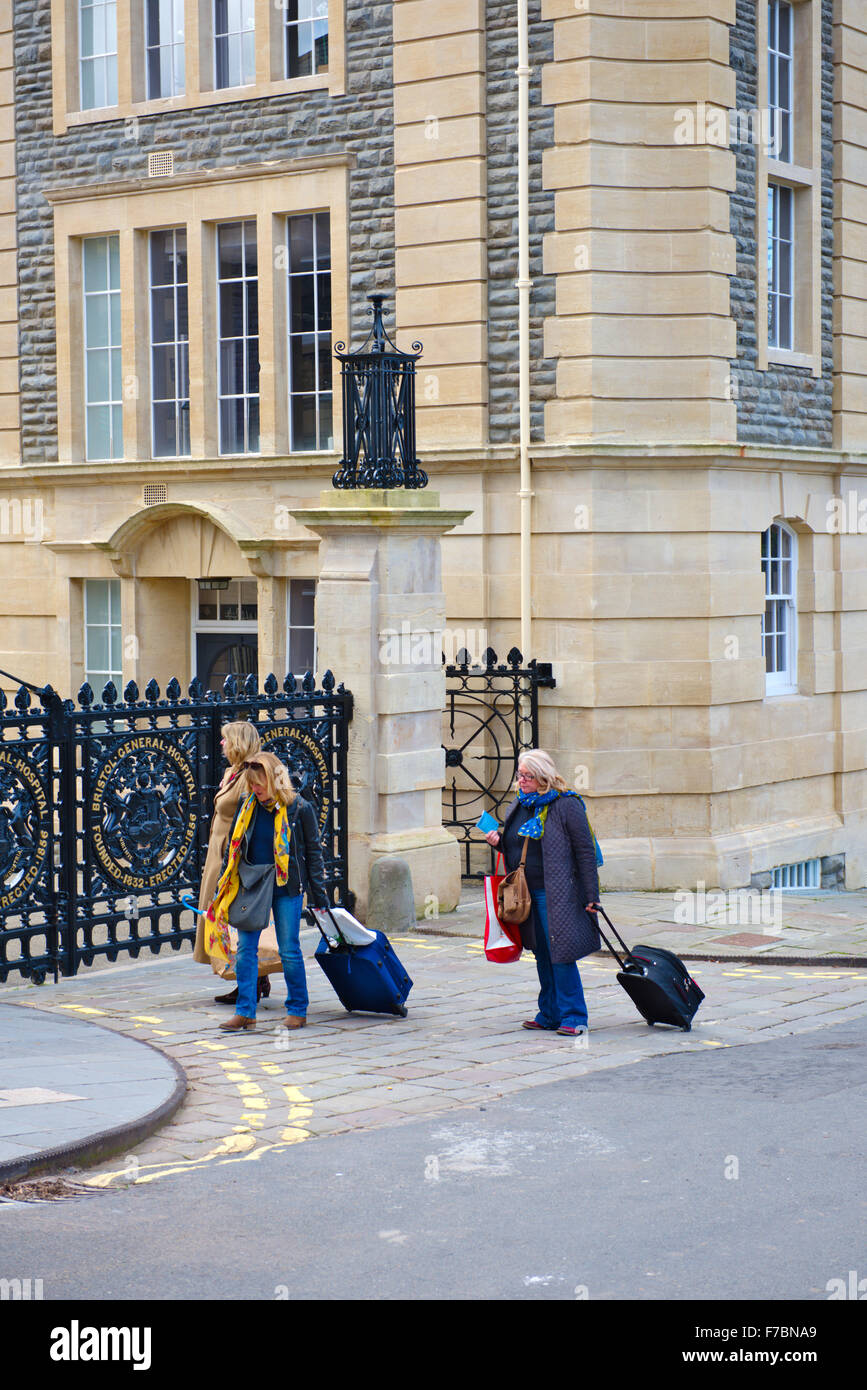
[193,766,282,979]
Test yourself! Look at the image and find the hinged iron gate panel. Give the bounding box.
[442,648,556,878]
[0,671,352,982]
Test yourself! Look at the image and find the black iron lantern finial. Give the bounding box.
[332,294,428,490]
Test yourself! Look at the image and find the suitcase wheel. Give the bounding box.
[682,1022,691,1032]
[396,1004,408,1018]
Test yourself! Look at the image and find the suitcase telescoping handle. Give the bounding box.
[592,904,634,970]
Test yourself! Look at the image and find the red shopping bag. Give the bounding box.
[484,855,523,963]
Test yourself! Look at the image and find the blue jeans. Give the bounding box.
[235,893,307,1020]
[530,889,588,1029]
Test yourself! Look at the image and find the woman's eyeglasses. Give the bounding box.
[242,761,263,772]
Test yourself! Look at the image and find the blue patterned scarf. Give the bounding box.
[516,788,603,866]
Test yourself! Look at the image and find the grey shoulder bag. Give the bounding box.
[227,846,275,933]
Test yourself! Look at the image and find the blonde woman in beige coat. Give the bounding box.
[193,720,281,1003]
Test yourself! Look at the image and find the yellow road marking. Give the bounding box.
[58,1005,108,1016]
[132,1015,163,1024]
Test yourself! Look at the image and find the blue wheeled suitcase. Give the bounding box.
[312,907,413,1018]
[596,906,705,1031]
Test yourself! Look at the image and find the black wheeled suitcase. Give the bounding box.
[595,906,705,1031]
[312,906,413,1018]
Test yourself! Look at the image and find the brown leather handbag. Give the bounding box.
[497,835,532,925]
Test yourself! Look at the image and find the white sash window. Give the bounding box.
[762,522,798,695]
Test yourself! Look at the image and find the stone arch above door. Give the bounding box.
[97,501,276,579]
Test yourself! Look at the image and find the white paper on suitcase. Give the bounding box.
[313,907,377,947]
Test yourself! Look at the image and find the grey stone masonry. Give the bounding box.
[485,0,556,444]
[728,0,834,445]
[13,0,397,464]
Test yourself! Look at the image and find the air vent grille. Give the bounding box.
[148,151,174,178]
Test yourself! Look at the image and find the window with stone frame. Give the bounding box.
[767,182,794,351]
[84,579,123,697]
[286,212,332,451]
[761,522,798,695]
[214,0,256,89]
[756,0,822,373]
[217,220,260,455]
[83,235,123,461]
[79,0,119,109]
[53,2,343,134]
[288,579,316,675]
[768,0,793,162]
[149,228,190,457]
[51,165,348,464]
[284,1,329,79]
[146,0,185,99]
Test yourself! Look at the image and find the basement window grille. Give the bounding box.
[142,484,167,506]
[772,858,820,890]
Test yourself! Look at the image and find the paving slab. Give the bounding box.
[0,1002,186,1181]
[2,885,867,1188]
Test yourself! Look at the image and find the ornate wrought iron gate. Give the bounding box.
[0,671,352,983]
[442,648,556,878]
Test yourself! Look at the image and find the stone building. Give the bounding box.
[1,0,866,893]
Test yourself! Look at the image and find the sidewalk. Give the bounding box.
[1,887,867,1186]
[425,884,867,964]
[0,1004,186,1182]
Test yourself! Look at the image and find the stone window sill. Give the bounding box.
[61,74,333,136]
[767,347,822,378]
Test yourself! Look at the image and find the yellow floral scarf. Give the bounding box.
[206,794,292,961]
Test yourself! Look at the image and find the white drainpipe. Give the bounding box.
[516,0,532,659]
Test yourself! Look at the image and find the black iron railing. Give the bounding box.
[0,670,352,982]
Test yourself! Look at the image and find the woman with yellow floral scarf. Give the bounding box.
[207,750,329,1033]
[193,720,281,1003]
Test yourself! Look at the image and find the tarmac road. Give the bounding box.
[2,1012,864,1305]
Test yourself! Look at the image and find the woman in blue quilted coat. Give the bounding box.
[484,749,602,1036]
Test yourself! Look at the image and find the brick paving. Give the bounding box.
[2,911,866,1191]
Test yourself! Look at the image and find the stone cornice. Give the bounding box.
[4,441,867,486]
[41,154,356,206]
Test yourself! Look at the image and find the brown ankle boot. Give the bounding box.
[219,1014,256,1032]
[277,1014,307,1030]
